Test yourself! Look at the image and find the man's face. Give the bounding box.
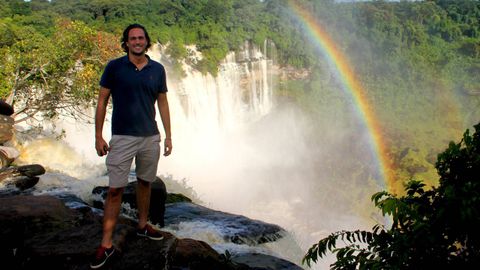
[126,28,147,56]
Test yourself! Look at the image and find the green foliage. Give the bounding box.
[0,15,120,122]
[303,123,480,269]
[42,0,279,74]
[1,0,478,75]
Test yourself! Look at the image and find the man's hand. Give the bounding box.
[95,137,110,156]
[164,138,172,156]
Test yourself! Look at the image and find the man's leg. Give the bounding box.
[91,136,136,268]
[91,187,123,269]
[101,187,124,248]
[135,135,160,229]
[103,135,138,245]
[136,177,151,229]
[135,177,163,240]
[134,135,163,240]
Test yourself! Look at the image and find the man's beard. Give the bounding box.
[130,49,145,56]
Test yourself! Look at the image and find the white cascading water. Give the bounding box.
[147,42,277,206]
[13,41,381,269]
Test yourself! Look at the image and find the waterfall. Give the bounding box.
[146,42,284,210]
[152,41,274,133]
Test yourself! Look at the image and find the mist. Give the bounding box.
[147,40,387,269]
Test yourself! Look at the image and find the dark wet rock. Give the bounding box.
[172,238,242,270]
[0,164,46,182]
[165,202,285,245]
[0,187,302,269]
[232,253,303,270]
[0,115,14,144]
[0,186,21,198]
[148,178,167,226]
[0,194,251,270]
[0,164,45,191]
[92,177,169,226]
[17,164,46,177]
[11,175,39,190]
[93,180,285,246]
[0,195,79,261]
[167,192,193,203]
[55,192,101,214]
[0,100,14,116]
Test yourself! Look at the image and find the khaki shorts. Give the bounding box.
[106,134,161,188]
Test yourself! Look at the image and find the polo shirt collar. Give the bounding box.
[121,54,153,69]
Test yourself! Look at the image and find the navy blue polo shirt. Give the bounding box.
[100,55,168,136]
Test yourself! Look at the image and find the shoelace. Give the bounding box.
[95,247,112,259]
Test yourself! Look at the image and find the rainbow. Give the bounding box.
[288,0,393,187]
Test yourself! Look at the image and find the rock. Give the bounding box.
[0,194,250,270]
[173,238,238,270]
[93,181,285,246]
[166,192,193,203]
[0,164,46,182]
[0,115,14,144]
[0,100,14,116]
[232,253,303,270]
[0,186,21,198]
[0,195,78,249]
[0,164,46,190]
[17,164,46,177]
[165,202,285,245]
[11,176,39,190]
[148,178,167,226]
[55,192,100,213]
[92,177,169,227]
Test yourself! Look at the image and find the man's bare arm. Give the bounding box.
[95,87,111,156]
[157,92,172,156]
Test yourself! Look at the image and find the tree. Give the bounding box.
[1,18,120,123]
[303,122,480,269]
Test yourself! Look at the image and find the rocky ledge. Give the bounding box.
[92,180,285,246]
[0,191,303,270]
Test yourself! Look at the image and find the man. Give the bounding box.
[90,23,172,269]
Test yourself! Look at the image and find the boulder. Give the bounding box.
[0,164,46,180]
[92,177,169,227]
[9,176,39,190]
[232,253,304,270]
[0,164,46,190]
[0,100,14,116]
[0,115,14,144]
[17,164,46,177]
[92,180,285,246]
[165,202,285,245]
[172,238,243,270]
[0,194,249,270]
